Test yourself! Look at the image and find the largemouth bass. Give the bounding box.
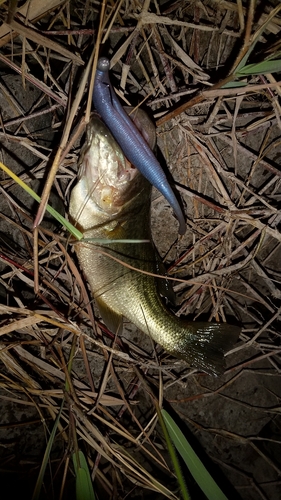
[69,111,240,375]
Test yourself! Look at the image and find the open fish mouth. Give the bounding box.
[78,115,140,214]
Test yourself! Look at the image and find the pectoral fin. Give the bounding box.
[95,296,123,334]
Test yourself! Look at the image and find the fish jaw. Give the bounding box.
[69,115,143,231]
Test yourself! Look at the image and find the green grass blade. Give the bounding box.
[161,410,229,500]
[0,160,83,240]
[236,59,281,76]
[157,408,190,500]
[72,450,96,500]
[81,238,149,244]
[32,402,64,500]
[234,4,281,73]
[221,57,281,88]
[221,80,248,89]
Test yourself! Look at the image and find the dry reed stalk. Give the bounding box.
[0,1,280,498]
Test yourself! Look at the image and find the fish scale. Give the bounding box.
[69,112,240,375]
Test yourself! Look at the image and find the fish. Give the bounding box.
[69,111,240,376]
[92,57,186,235]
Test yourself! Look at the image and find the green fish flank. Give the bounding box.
[69,111,240,375]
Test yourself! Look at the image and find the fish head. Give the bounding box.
[69,110,156,232]
[80,115,140,211]
[69,115,144,231]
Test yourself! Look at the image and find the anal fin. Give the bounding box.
[95,296,123,334]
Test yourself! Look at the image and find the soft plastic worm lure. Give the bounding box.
[92,57,186,235]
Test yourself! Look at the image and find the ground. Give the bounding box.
[0,2,280,499]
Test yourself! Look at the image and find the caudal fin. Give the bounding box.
[172,322,241,376]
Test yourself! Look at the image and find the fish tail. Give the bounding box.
[172,323,240,376]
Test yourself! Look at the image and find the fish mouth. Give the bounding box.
[80,115,140,213]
